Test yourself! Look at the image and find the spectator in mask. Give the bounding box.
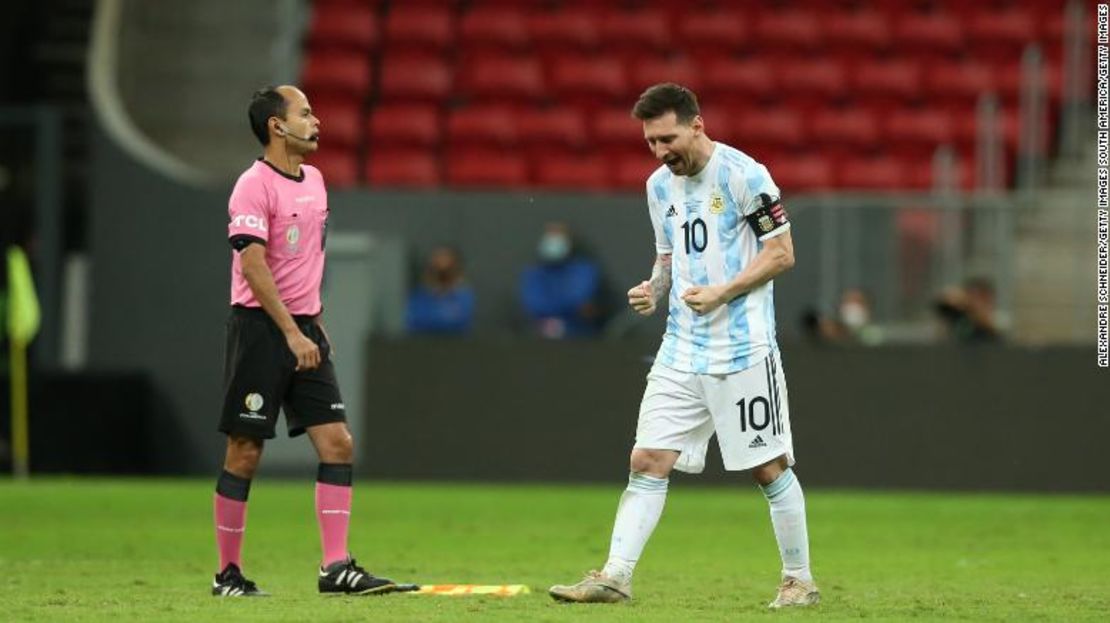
[520,222,603,339]
[801,288,880,345]
[406,245,475,335]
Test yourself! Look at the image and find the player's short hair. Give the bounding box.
[248,86,288,146]
[631,83,700,125]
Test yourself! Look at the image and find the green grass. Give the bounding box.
[0,479,1107,622]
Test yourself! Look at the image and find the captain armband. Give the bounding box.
[744,193,790,240]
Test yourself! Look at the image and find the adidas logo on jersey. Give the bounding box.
[665,205,677,217]
[749,435,767,449]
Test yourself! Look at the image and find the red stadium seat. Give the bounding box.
[894,12,964,55]
[366,104,441,148]
[384,6,454,53]
[825,11,891,53]
[516,108,587,150]
[734,108,805,151]
[445,149,529,188]
[599,9,670,55]
[457,56,545,103]
[837,156,908,189]
[967,8,1038,61]
[378,55,452,103]
[628,57,702,95]
[548,56,628,107]
[311,98,361,150]
[301,51,372,99]
[925,61,996,108]
[528,10,599,54]
[677,11,747,61]
[458,7,530,53]
[770,155,835,193]
[446,106,518,148]
[366,149,440,188]
[307,3,378,53]
[810,108,880,150]
[754,11,823,52]
[612,152,659,190]
[997,60,1064,105]
[534,156,609,190]
[777,59,849,101]
[884,108,955,154]
[851,60,923,106]
[701,60,777,107]
[309,148,359,188]
[594,107,645,148]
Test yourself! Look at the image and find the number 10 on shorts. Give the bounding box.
[735,396,773,433]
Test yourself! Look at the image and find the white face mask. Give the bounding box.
[538,234,570,263]
[839,302,869,329]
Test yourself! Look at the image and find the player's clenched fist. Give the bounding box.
[628,280,656,315]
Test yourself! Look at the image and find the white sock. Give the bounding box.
[601,472,669,583]
[760,468,813,583]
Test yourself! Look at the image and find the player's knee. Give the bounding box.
[750,454,788,486]
[629,449,671,478]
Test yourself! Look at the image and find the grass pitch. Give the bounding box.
[0,479,1106,622]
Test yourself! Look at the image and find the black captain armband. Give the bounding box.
[744,193,790,239]
[229,234,266,251]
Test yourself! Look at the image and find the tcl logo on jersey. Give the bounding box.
[231,214,268,232]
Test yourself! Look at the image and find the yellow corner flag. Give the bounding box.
[7,246,40,479]
[7,246,40,345]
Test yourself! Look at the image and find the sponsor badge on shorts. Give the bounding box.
[244,393,264,412]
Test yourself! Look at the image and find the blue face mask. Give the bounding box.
[538,234,570,263]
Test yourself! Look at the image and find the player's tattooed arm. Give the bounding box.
[629,253,671,316]
[649,253,672,303]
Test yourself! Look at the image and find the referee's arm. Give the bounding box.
[239,243,321,370]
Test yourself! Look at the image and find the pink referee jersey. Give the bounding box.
[227,159,329,316]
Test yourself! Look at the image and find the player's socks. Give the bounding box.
[759,468,813,583]
[214,470,251,572]
[316,463,353,568]
[601,472,669,583]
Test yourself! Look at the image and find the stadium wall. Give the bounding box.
[362,339,1109,492]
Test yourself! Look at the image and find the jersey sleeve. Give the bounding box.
[646,178,672,255]
[728,162,790,241]
[227,174,271,246]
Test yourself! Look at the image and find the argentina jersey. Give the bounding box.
[646,143,787,375]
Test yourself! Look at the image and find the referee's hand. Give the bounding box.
[286,331,321,371]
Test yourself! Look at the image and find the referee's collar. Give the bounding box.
[258,157,305,182]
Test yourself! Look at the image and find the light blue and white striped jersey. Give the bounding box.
[647,142,789,375]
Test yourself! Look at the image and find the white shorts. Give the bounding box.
[634,349,794,474]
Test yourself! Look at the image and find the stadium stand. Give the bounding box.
[301,0,1071,191]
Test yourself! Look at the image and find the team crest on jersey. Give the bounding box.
[709,193,725,215]
[286,224,300,245]
[758,215,774,232]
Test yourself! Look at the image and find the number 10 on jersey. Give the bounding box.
[681,218,707,254]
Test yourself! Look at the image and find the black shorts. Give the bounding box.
[218,306,346,439]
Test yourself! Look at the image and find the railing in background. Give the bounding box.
[1060,0,1091,159]
[788,193,1015,343]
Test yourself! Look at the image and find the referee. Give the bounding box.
[211,85,396,597]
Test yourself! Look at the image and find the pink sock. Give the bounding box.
[316,482,352,567]
[214,493,247,571]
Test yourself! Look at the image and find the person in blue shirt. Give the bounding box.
[520,222,604,339]
[406,245,474,335]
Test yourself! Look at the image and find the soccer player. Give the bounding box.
[211,85,396,597]
[549,84,819,609]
